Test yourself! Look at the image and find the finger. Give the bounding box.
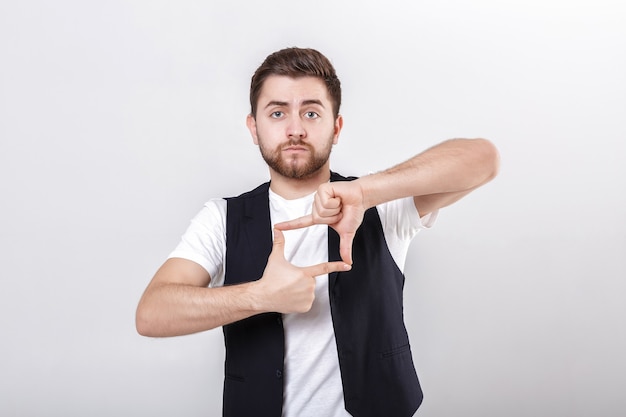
[317,183,339,205]
[274,214,315,231]
[315,194,341,214]
[304,261,352,277]
[314,201,342,220]
[339,232,355,266]
[270,228,286,257]
[311,211,343,226]
[314,186,341,214]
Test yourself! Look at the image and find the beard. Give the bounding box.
[258,135,334,180]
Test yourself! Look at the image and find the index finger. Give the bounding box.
[304,261,352,277]
[274,214,314,231]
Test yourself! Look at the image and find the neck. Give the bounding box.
[268,166,331,200]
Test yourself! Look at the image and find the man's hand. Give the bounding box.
[255,229,351,314]
[274,181,366,265]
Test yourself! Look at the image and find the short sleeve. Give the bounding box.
[167,198,227,287]
[376,197,438,272]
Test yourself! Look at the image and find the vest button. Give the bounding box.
[276,369,283,379]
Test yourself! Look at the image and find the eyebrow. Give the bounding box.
[264,99,325,109]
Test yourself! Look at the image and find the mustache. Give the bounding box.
[281,139,312,149]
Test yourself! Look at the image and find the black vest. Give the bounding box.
[223,172,423,417]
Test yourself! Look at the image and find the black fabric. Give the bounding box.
[223,182,284,417]
[327,174,422,416]
[222,172,422,417]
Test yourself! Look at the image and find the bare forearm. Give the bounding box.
[136,282,263,337]
[358,138,500,208]
[135,232,343,337]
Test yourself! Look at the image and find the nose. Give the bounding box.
[286,116,306,140]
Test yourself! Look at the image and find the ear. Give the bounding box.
[332,114,344,145]
[246,114,259,145]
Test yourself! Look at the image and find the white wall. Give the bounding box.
[1,1,624,416]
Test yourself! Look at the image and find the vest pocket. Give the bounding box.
[380,343,411,358]
[225,372,245,382]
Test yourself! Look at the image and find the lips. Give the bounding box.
[283,145,308,152]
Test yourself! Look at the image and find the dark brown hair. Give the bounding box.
[249,47,342,119]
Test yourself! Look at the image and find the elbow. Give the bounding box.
[475,138,500,182]
[135,302,158,337]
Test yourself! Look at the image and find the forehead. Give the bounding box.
[258,75,331,106]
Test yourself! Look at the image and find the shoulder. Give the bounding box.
[179,198,228,236]
[167,198,228,281]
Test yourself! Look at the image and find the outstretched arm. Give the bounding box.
[276,138,500,264]
[361,138,499,215]
[136,229,351,337]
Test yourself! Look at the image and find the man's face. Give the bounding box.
[247,75,343,180]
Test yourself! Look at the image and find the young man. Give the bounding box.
[136,47,499,417]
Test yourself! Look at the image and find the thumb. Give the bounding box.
[339,232,355,265]
[271,228,286,258]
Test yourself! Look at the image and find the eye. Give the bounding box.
[270,111,284,118]
[304,111,319,119]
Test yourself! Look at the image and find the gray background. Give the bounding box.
[1,0,625,416]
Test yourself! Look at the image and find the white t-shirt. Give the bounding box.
[169,189,436,417]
